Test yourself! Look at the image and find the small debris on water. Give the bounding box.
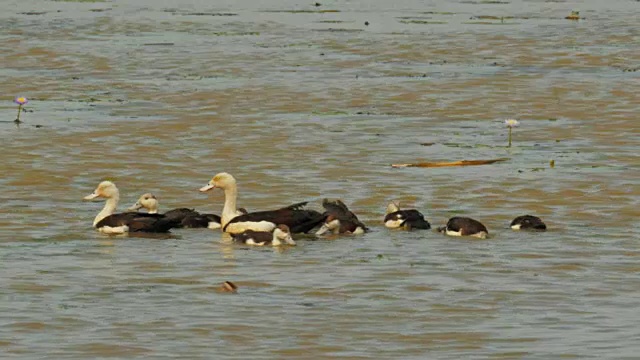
[565,10,580,20]
[218,281,238,293]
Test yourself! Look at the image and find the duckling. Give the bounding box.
[510,215,547,230]
[315,199,367,235]
[231,224,296,246]
[438,217,488,239]
[383,201,431,230]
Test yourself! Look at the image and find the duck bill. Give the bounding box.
[84,192,99,200]
[127,202,142,212]
[284,235,296,246]
[315,223,330,236]
[199,183,215,192]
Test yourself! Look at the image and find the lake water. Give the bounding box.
[1,0,639,358]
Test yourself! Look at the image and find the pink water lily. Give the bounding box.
[14,96,28,105]
[14,96,28,123]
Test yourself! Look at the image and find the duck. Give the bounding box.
[383,201,431,230]
[84,181,181,234]
[510,215,547,230]
[315,199,367,235]
[199,172,325,234]
[437,216,488,239]
[230,224,296,246]
[127,193,224,229]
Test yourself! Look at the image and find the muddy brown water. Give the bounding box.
[1,0,639,358]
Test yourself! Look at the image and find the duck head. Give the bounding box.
[199,172,236,192]
[272,224,296,246]
[386,201,400,215]
[127,193,159,213]
[84,181,118,200]
[315,214,341,235]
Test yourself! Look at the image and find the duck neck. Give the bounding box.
[94,192,119,226]
[148,204,159,214]
[221,184,239,227]
[271,233,282,246]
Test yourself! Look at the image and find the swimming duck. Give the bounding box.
[510,215,547,230]
[127,193,223,229]
[84,181,181,234]
[315,199,367,235]
[231,224,296,246]
[199,172,325,234]
[437,216,488,239]
[383,201,431,230]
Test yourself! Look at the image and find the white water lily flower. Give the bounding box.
[505,119,520,128]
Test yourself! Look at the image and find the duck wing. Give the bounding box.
[180,213,221,228]
[127,216,182,233]
[164,208,200,219]
[224,207,325,234]
[96,212,163,228]
[96,212,180,233]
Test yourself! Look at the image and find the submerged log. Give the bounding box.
[391,158,509,168]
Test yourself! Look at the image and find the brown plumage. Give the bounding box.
[315,199,367,235]
[438,217,488,239]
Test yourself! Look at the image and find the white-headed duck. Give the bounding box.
[199,172,324,234]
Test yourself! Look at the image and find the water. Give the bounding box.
[1,0,639,358]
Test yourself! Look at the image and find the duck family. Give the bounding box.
[84,173,547,242]
[84,181,182,234]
